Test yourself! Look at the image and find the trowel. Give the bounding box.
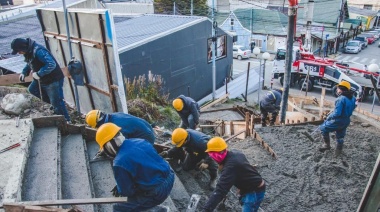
[186,194,201,212]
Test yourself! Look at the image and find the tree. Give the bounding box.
[154,0,209,16]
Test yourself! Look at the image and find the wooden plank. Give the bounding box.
[200,93,229,112]
[32,116,66,128]
[225,130,245,142]
[2,198,128,208]
[287,101,319,120]
[0,74,33,86]
[245,112,250,137]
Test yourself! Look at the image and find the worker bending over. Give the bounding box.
[85,110,155,145]
[318,81,356,156]
[172,95,200,130]
[159,128,218,189]
[95,123,174,211]
[260,88,282,126]
[203,137,265,212]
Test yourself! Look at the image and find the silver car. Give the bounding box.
[345,41,361,54]
[233,45,251,60]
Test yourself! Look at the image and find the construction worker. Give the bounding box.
[202,137,265,212]
[172,95,200,130]
[11,38,71,123]
[85,110,155,145]
[318,81,356,156]
[259,88,282,126]
[159,128,218,189]
[95,123,174,211]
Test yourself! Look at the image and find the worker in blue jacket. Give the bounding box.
[159,128,218,190]
[85,110,155,145]
[319,81,356,156]
[11,38,71,123]
[95,123,174,212]
[172,95,200,130]
[259,88,282,126]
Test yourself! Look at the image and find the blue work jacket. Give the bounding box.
[113,138,172,197]
[98,113,155,144]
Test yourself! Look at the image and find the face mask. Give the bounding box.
[103,134,124,158]
[208,150,227,164]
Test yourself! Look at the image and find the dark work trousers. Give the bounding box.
[259,105,278,125]
[182,152,218,180]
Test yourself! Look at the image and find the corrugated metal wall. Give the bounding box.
[119,20,233,101]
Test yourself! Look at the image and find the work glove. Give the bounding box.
[198,163,209,170]
[32,72,40,80]
[197,160,209,170]
[19,74,25,82]
[111,185,121,197]
[159,151,168,158]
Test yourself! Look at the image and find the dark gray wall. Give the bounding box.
[119,20,233,101]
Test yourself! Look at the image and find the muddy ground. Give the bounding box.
[174,115,379,212]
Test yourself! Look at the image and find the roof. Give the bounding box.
[348,6,377,17]
[297,0,341,25]
[0,15,45,56]
[114,14,207,51]
[233,8,288,35]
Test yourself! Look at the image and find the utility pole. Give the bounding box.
[305,0,314,51]
[211,0,216,100]
[174,2,176,15]
[250,8,253,44]
[191,0,193,15]
[280,0,298,124]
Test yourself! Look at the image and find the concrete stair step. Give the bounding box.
[21,127,59,201]
[61,134,94,211]
[86,140,115,212]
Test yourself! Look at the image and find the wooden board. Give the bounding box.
[0,74,33,86]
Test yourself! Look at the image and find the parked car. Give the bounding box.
[233,45,251,60]
[368,31,380,40]
[354,37,368,48]
[359,34,375,44]
[344,41,361,54]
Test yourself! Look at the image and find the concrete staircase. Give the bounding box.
[14,116,187,211]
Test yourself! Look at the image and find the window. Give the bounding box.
[363,4,372,10]
[207,35,227,62]
[251,39,263,48]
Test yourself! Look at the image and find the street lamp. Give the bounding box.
[262,52,270,90]
[253,47,270,103]
[368,64,379,112]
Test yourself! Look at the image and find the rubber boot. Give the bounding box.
[335,140,344,157]
[319,135,331,152]
[269,114,277,126]
[261,114,267,127]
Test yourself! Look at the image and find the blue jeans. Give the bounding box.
[28,79,71,121]
[180,114,197,129]
[113,170,175,212]
[240,190,265,212]
[319,118,350,142]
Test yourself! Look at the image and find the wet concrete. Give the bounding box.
[229,117,379,211]
[61,134,94,211]
[21,127,59,201]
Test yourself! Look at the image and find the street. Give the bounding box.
[232,43,380,115]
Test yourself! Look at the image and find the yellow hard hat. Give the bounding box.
[205,137,228,152]
[171,128,188,147]
[96,123,121,150]
[338,81,351,90]
[172,98,184,111]
[85,110,101,128]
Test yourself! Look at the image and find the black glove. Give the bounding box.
[159,151,168,158]
[111,185,121,197]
